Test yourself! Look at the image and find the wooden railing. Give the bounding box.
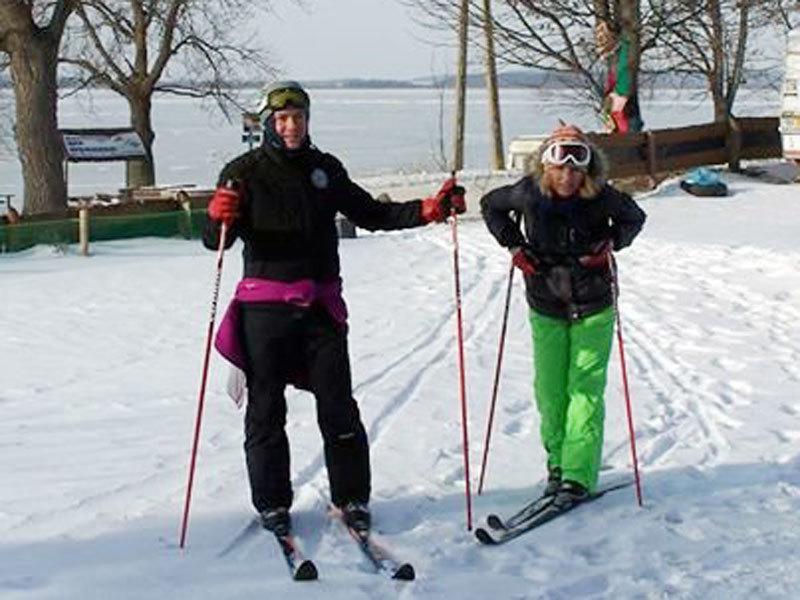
[585,117,782,180]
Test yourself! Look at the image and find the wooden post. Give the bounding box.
[482,0,504,170]
[177,190,193,239]
[453,0,469,172]
[646,131,658,189]
[78,204,90,256]
[727,117,742,173]
[726,117,742,173]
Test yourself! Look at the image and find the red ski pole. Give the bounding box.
[609,254,643,507]
[477,213,522,496]
[450,197,473,531]
[477,260,514,496]
[179,220,228,550]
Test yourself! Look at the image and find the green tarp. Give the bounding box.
[0,209,207,253]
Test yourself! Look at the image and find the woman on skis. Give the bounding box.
[480,122,645,507]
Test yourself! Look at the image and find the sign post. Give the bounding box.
[60,128,148,192]
[60,128,148,253]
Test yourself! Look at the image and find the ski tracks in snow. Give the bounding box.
[615,239,800,471]
[297,225,800,585]
[5,220,800,598]
[582,238,800,598]
[292,225,512,497]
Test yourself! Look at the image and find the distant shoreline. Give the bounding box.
[1,69,780,92]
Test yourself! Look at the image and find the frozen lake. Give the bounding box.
[0,86,782,206]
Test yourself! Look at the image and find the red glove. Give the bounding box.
[208,184,240,225]
[579,239,613,269]
[511,247,538,276]
[421,177,467,223]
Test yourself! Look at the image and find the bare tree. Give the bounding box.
[406,1,653,127]
[430,62,452,171]
[60,0,282,188]
[409,0,795,128]
[0,1,76,215]
[765,0,800,30]
[453,0,469,171]
[651,0,788,122]
[482,0,504,169]
[0,53,12,153]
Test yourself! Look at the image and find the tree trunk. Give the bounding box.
[708,0,727,122]
[593,0,611,22]
[453,0,469,172]
[619,0,643,127]
[8,37,67,215]
[713,96,728,122]
[482,0,505,171]
[127,93,156,188]
[724,3,750,119]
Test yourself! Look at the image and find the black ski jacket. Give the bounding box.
[480,176,646,321]
[203,144,424,281]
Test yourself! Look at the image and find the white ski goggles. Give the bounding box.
[541,141,592,168]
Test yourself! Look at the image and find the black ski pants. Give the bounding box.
[240,302,371,512]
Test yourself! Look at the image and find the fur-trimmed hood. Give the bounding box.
[527,136,609,187]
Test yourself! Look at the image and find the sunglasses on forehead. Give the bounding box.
[541,141,592,168]
[264,87,309,112]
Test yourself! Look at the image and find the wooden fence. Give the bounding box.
[585,117,782,180]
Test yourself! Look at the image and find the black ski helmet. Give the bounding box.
[258,80,310,121]
[257,80,311,151]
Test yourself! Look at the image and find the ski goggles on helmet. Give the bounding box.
[541,141,592,168]
[264,87,309,112]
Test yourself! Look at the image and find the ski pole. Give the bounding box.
[179,217,229,550]
[477,211,522,495]
[449,173,473,531]
[608,253,644,507]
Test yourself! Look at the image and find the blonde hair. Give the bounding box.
[538,166,603,199]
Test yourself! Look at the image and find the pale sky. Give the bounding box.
[259,3,795,82]
[261,0,455,81]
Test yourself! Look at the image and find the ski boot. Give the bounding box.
[544,466,562,496]
[341,501,371,533]
[553,480,589,510]
[260,507,291,536]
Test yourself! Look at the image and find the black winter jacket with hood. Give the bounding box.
[203,143,424,282]
[480,147,646,321]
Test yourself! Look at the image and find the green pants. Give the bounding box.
[530,307,615,492]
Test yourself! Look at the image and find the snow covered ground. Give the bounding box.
[1,169,799,599]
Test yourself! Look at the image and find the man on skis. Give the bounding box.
[203,80,466,536]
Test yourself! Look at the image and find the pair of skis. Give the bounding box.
[475,480,633,545]
[258,481,632,579]
[264,509,414,581]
